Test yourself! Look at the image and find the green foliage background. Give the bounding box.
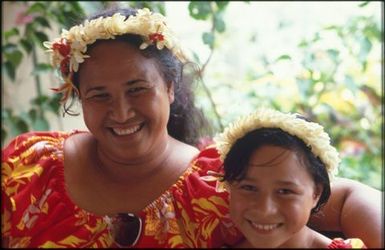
[2,1,383,190]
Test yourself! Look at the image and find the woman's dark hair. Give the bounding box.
[63,7,211,146]
[222,127,331,214]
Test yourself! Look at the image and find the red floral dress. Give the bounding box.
[2,131,242,248]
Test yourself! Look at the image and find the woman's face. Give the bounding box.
[229,145,321,248]
[78,40,174,161]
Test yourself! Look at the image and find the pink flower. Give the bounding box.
[15,11,35,25]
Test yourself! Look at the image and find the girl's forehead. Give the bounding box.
[248,145,297,167]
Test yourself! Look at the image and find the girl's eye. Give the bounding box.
[239,184,257,192]
[277,189,294,195]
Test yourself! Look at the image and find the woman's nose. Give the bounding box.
[110,97,135,123]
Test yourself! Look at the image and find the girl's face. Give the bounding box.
[78,40,174,161]
[228,145,321,248]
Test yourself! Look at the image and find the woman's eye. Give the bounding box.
[127,87,145,94]
[88,93,109,100]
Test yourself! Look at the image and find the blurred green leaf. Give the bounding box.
[188,2,212,20]
[192,51,201,64]
[214,13,226,33]
[3,61,16,81]
[28,109,38,122]
[32,116,50,131]
[4,48,23,68]
[326,49,339,62]
[1,127,7,145]
[202,32,215,48]
[33,31,49,47]
[27,2,46,14]
[4,28,20,41]
[32,63,52,75]
[358,1,370,7]
[215,1,229,11]
[275,54,291,62]
[48,95,62,114]
[20,39,33,54]
[34,16,51,28]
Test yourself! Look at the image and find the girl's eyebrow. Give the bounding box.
[239,175,300,185]
[275,180,300,187]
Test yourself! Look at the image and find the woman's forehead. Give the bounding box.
[79,41,159,76]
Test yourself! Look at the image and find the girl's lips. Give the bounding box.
[249,220,282,233]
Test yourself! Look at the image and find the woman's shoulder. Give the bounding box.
[2,131,76,197]
[2,130,90,190]
[1,131,95,245]
[2,131,86,208]
[2,130,84,157]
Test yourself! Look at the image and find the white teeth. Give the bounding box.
[251,222,279,231]
[112,125,141,135]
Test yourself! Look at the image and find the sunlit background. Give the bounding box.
[2,1,383,190]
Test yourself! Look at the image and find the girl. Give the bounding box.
[215,108,366,248]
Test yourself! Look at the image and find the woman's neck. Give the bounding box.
[94,135,173,183]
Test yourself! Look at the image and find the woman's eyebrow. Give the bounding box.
[85,86,106,95]
[125,79,145,85]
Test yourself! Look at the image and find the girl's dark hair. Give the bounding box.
[222,127,331,214]
[65,7,211,146]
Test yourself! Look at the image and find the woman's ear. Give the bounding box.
[167,81,175,104]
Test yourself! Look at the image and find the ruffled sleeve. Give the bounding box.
[2,131,112,248]
[170,146,243,248]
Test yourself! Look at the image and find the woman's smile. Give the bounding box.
[110,123,144,136]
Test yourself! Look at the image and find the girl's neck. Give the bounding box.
[279,226,332,248]
[239,226,332,248]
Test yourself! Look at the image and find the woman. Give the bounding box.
[2,7,382,248]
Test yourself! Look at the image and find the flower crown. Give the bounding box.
[214,108,340,179]
[43,8,187,103]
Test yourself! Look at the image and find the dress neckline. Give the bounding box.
[59,130,201,219]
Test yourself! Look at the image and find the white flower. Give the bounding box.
[45,8,187,75]
[43,8,188,104]
[214,108,340,181]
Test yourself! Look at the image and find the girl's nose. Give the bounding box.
[251,194,278,216]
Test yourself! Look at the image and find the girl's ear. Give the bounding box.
[167,81,175,104]
[312,184,323,208]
